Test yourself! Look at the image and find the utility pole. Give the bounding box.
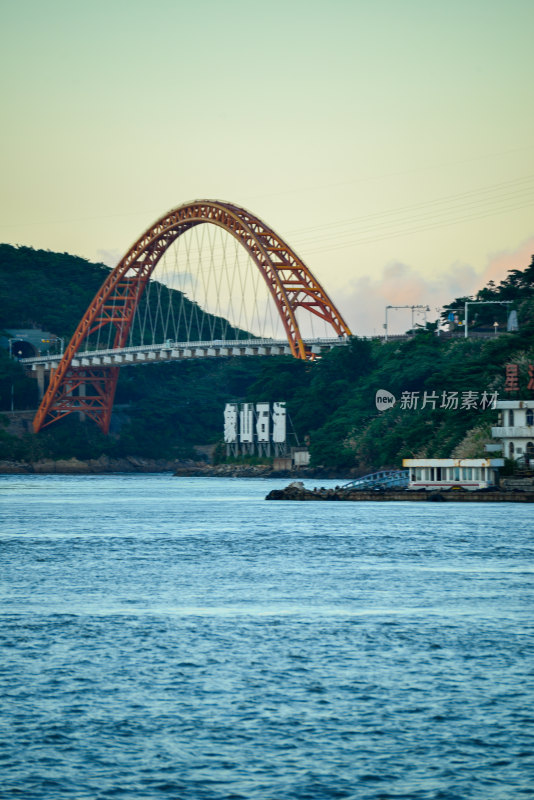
[384,305,430,341]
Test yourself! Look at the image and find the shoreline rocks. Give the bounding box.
[266,482,534,502]
[0,458,346,479]
[172,464,351,479]
[0,456,185,474]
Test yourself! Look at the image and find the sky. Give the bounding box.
[1,0,533,335]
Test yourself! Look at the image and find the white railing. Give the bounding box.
[19,337,349,368]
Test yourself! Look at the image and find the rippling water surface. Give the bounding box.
[1,474,533,799]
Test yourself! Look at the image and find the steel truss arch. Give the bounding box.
[33,200,351,433]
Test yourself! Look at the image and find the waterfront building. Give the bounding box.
[491,400,534,463]
[402,458,504,490]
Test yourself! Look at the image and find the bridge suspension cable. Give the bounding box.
[33,200,351,433]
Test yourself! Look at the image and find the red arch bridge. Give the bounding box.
[25,200,352,434]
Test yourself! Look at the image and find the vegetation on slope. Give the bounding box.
[0,243,533,470]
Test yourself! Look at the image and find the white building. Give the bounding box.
[491,400,534,462]
[402,458,504,490]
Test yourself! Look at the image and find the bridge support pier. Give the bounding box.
[35,364,46,400]
[78,382,86,422]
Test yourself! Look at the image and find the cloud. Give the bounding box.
[338,237,534,336]
[479,237,534,286]
[96,248,122,268]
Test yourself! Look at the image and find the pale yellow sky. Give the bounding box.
[1,0,533,334]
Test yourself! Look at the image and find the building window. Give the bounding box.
[509,409,515,426]
[527,442,534,455]
[509,441,515,458]
[436,467,442,481]
[527,410,534,426]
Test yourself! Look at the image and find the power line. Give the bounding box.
[287,174,534,242]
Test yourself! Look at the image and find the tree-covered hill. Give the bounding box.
[0,245,110,335]
[1,244,533,470]
[0,244,248,344]
[442,256,534,331]
[0,244,264,460]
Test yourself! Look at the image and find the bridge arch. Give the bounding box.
[33,200,351,433]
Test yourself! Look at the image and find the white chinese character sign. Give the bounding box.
[255,403,270,443]
[223,403,238,443]
[239,403,254,445]
[272,402,286,444]
[225,401,287,457]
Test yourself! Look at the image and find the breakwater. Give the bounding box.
[266,481,534,502]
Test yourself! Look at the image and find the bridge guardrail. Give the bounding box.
[18,337,349,367]
[341,469,409,491]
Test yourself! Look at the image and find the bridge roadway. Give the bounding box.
[21,337,348,374]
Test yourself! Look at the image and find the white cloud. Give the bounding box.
[96,248,122,268]
[337,237,534,336]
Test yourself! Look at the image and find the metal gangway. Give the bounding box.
[341,469,409,491]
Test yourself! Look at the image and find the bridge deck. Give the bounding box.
[21,337,348,371]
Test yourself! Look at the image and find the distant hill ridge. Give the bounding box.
[0,244,533,471]
[0,243,248,343]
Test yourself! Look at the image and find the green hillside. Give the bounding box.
[1,243,533,469]
[0,244,263,461]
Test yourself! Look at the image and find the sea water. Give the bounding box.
[0,474,533,799]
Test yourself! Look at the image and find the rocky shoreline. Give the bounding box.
[266,481,534,502]
[2,460,533,501]
[0,458,344,478]
[172,464,347,479]
[0,456,187,474]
